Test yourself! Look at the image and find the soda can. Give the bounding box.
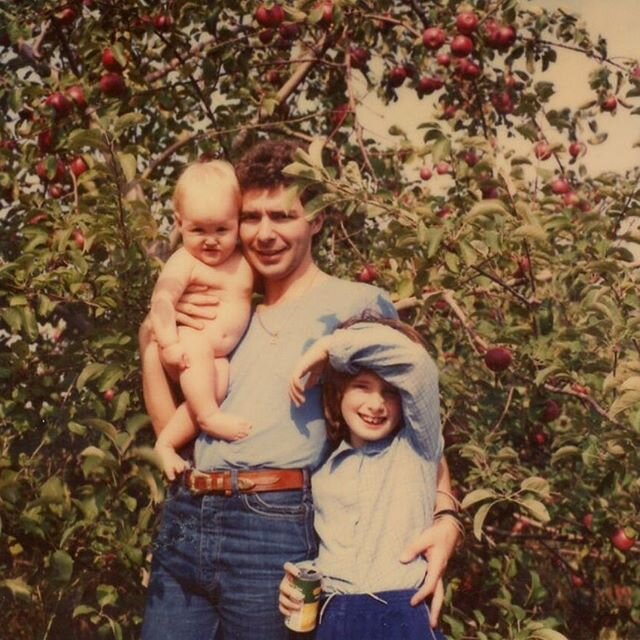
[284,565,322,633]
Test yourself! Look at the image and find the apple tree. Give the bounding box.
[0,1,638,638]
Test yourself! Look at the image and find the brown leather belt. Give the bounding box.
[183,468,307,496]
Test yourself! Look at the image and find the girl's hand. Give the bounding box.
[399,517,460,627]
[278,563,303,617]
[288,337,332,407]
[175,284,220,330]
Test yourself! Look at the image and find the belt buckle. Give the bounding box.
[237,476,256,492]
[188,471,228,495]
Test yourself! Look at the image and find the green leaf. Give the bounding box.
[427,227,444,258]
[513,224,547,242]
[76,363,107,390]
[113,113,147,137]
[117,152,137,183]
[431,136,451,163]
[529,629,569,640]
[473,502,492,540]
[466,199,509,221]
[551,446,581,463]
[462,488,496,509]
[521,477,550,497]
[50,550,74,584]
[521,498,550,522]
[66,128,109,152]
[0,577,32,600]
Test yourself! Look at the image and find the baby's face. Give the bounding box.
[177,188,239,267]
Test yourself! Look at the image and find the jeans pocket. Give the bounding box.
[241,489,311,520]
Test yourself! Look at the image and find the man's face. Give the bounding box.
[239,185,322,282]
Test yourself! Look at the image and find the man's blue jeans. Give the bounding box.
[141,477,317,640]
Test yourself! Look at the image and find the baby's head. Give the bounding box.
[173,160,242,266]
[322,317,426,448]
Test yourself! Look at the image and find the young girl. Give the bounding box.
[281,317,458,639]
[144,160,254,479]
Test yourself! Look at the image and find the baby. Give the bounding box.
[146,160,253,478]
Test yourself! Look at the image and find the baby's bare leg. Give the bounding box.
[139,317,180,436]
[154,406,198,480]
[178,327,251,441]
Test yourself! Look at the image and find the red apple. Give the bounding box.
[27,213,48,225]
[456,12,478,35]
[55,7,77,25]
[435,161,451,175]
[69,156,88,177]
[450,34,473,57]
[317,1,333,27]
[258,28,274,44]
[550,177,571,194]
[610,528,635,552]
[540,399,561,422]
[462,150,479,166]
[495,25,517,49]
[99,73,126,96]
[436,52,451,67]
[491,92,513,114]
[101,48,123,72]
[72,229,86,249]
[103,388,116,402]
[484,346,512,372]
[153,14,174,31]
[533,141,552,160]
[531,430,547,446]
[570,574,585,589]
[255,5,271,26]
[436,207,451,218]
[631,66,640,80]
[457,59,480,79]
[330,103,350,127]
[422,27,446,50]
[418,75,444,94]
[419,166,432,181]
[36,157,66,182]
[357,264,378,283]
[38,128,55,152]
[48,184,64,198]
[562,191,580,207]
[266,69,282,85]
[600,95,617,112]
[45,92,73,119]
[350,47,370,70]
[581,513,593,530]
[388,66,407,88]
[66,85,87,110]
[569,142,585,158]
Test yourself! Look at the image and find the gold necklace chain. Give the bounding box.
[255,269,322,345]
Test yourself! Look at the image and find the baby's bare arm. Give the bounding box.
[150,249,196,349]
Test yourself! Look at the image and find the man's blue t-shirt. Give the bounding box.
[194,275,397,471]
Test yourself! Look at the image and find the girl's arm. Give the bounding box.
[326,322,443,459]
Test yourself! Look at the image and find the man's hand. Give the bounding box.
[288,337,332,407]
[175,284,220,330]
[400,516,460,627]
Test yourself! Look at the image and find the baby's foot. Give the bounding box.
[154,442,190,481]
[199,410,252,441]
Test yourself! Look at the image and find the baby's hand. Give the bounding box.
[278,562,303,618]
[154,442,190,481]
[288,337,332,407]
[161,342,189,369]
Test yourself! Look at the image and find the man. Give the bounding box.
[140,139,459,639]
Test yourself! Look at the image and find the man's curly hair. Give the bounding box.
[234,139,320,205]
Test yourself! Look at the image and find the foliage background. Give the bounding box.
[0,1,638,639]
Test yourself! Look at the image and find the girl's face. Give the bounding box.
[340,371,402,449]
